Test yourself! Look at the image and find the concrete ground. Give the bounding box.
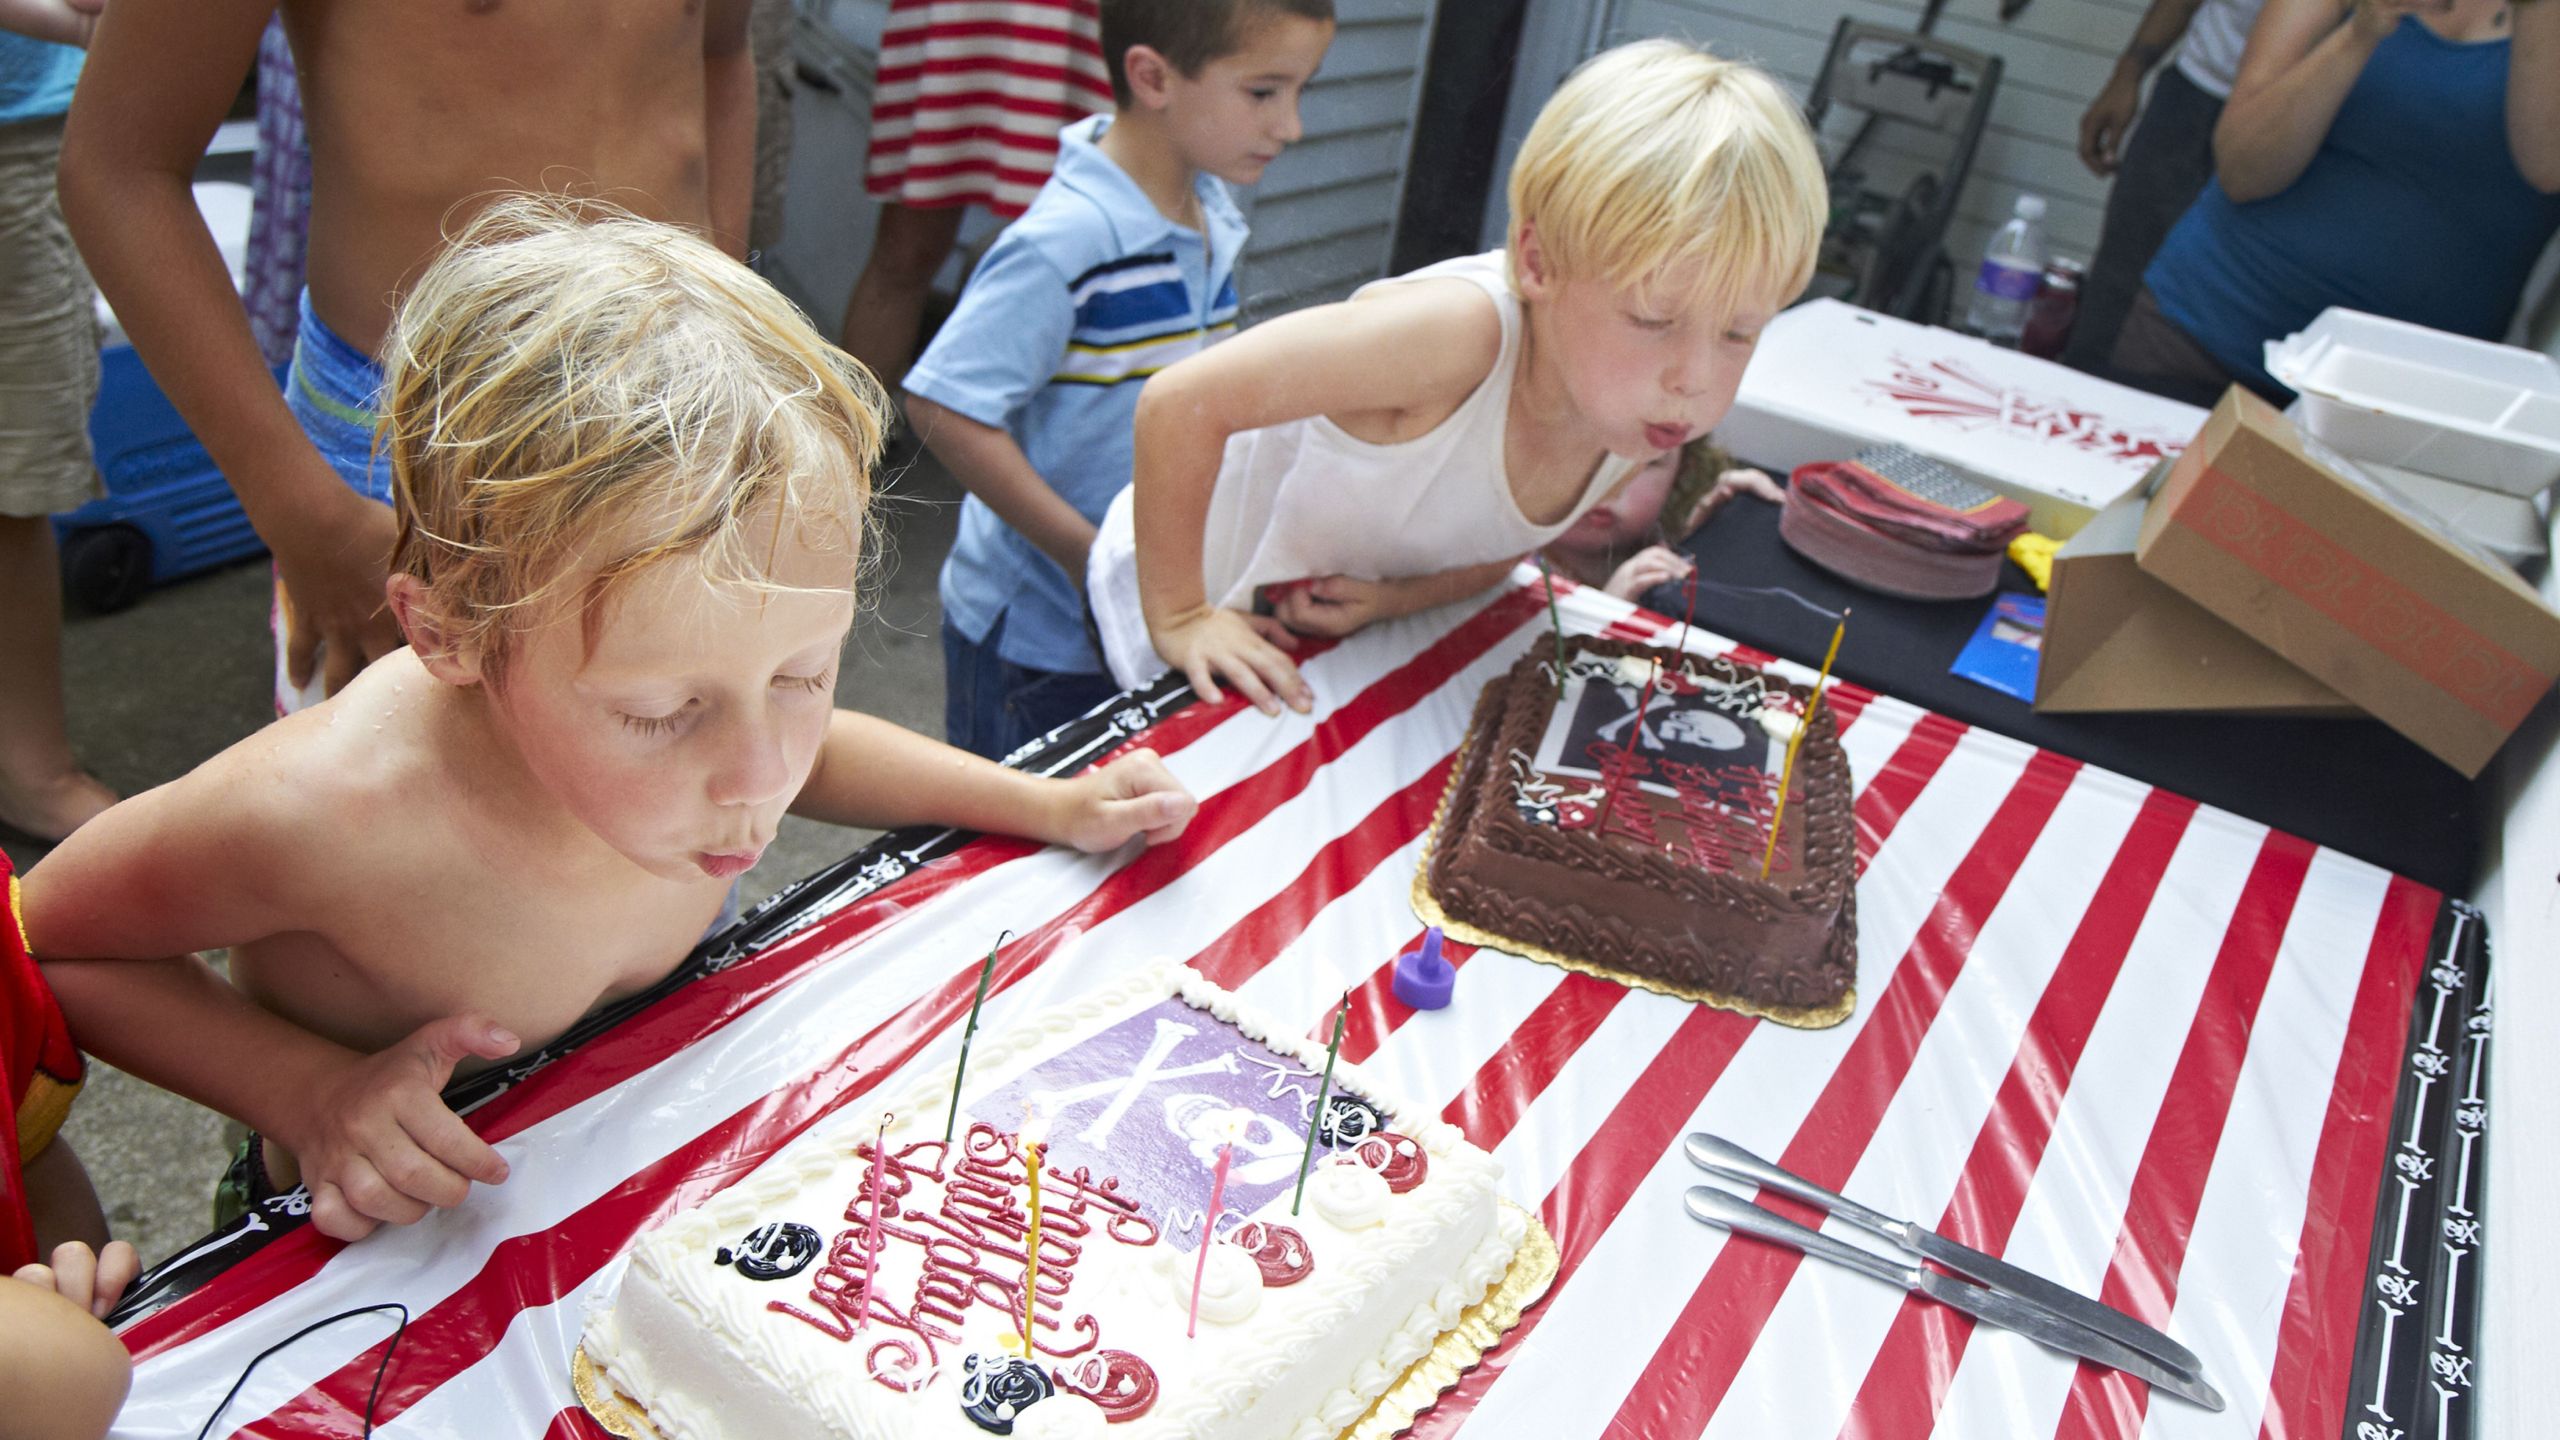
[5,452,965,1271]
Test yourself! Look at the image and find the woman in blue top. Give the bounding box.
[2109,0,2560,407]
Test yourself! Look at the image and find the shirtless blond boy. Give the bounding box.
[22,202,1198,1245]
[59,0,760,705]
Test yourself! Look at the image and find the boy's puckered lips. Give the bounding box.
[696,848,765,880]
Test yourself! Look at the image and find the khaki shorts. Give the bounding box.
[0,114,103,519]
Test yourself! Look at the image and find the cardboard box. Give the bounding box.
[1718,299,2208,535]
[2038,490,2359,717]
[2137,390,2560,776]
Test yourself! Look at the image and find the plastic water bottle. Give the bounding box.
[1963,194,2048,347]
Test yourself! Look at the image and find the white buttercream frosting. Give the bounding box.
[1308,1161,1390,1231]
[1012,1393,1109,1439]
[1169,1242,1264,1325]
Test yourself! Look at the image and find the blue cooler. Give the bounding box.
[52,345,278,613]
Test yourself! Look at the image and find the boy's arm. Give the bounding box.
[0,0,102,47]
[793,710,1195,852]
[23,777,514,1242]
[903,232,1097,568]
[60,0,405,699]
[702,0,755,256]
[1269,556,1523,639]
[905,394,1099,578]
[1132,279,1501,712]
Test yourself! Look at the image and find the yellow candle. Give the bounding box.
[1018,1102,1047,1354]
[1761,613,1848,882]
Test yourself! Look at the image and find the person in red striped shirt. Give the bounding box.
[839,0,1113,390]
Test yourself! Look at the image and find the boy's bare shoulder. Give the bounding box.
[1337,274,1504,381]
[21,658,455,959]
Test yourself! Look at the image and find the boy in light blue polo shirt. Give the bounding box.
[902,0,1334,760]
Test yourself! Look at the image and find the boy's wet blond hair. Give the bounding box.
[1507,39,1825,319]
[381,196,888,684]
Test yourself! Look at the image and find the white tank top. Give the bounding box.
[2173,0,2264,101]
[1089,249,1635,688]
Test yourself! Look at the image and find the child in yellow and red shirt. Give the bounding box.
[3,849,135,1438]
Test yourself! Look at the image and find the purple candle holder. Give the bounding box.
[1392,926,1456,1010]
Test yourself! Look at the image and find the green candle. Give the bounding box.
[945,931,1008,1144]
[1291,991,1352,1215]
[1535,553,1569,682]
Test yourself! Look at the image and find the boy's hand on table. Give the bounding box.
[1603,545,1696,601]
[1152,606,1312,716]
[274,489,405,698]
[1045,749,1197,852]
[287,1015,519,1241]
[1270,575,1399,639]
[11,1240,139,1321]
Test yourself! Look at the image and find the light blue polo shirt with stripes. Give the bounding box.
[909,113,1246,675]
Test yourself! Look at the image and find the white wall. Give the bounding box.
[1233,0,1439,318]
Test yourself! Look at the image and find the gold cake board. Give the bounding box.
[573,1204,1558,1439]
[1410,762,1856,1031]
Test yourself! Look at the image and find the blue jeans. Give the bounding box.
[942,611,1121,762]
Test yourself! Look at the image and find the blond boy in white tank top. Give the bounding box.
[1086,39,1828,706]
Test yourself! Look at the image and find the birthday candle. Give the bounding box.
[1291,991,1351,1215]
[1760,613,1848,881]
[1019,1103,1047,1354]
[858,1112,890,1331]
[945,931,1008,1143]
[1535,553,1568,681]
[1187,1130,1236,1340]
[1596,658,1662,834]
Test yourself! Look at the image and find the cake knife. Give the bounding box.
[1683,1187,2226,1412]
[1683,1133,2207,1384]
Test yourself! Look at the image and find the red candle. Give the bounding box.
[1187,1131,1237,1339]
[858,1111,890,1330]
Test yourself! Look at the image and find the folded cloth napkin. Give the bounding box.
[1779,446,2031,600]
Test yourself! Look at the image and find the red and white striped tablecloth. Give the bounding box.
[107,573,2432,1439]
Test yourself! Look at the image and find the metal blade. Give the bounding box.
[1685,1131,2205,1385]
[1903,1228,2206,1381]
[1912,1268,2226,1412]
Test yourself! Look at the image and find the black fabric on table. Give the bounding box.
[1655,490,2486,895]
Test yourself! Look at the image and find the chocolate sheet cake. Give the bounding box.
[1418,635,1858,1027]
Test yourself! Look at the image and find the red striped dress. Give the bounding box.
[865,0,1113,217]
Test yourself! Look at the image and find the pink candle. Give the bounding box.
[1186,1135,1237,1339]
[858,1112,890,1330]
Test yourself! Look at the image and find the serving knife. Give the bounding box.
[1683,1186,2226,1412]
[1684,1132,2206,1383]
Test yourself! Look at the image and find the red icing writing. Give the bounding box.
[766,1124,1159,1389]
[1654,759,1788,878]
[1231,1221,1315,1286]
[1053,1348,1161,1422]
[1354,1133,1429,1194]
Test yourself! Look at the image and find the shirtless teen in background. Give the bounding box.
[57,0,756,702]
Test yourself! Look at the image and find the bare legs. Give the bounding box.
[837,201,969,392]
[0,513,116,843]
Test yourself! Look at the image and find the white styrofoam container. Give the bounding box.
[2278,397,2550,567]
[2264,307,2560,496]
[2362,462,2550,568]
